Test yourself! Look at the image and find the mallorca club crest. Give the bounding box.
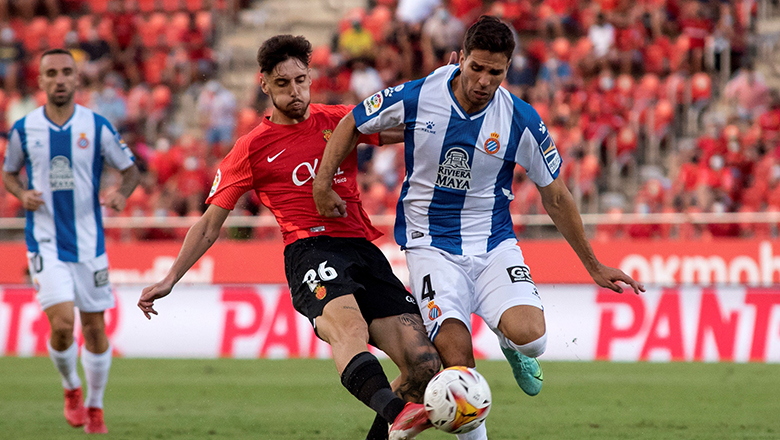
[484,132,500,155]
[315,285,327,300]
[322,129,332,142]
[77,133,89,149]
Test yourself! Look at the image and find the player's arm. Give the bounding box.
[378,125,404,145]
[312,111,361,218]
[2,170,44,211]
[537,177,645,294]
[102,164,141,212]
[2,128,43,211]
[137,204,230,319]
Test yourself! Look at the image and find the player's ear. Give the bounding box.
[259,73,270,95]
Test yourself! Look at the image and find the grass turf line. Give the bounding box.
[0,358,778,439]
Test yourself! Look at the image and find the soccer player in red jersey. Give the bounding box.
[137,35,440,440]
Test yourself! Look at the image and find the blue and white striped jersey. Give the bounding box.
[3,105,135,262]
[353,64,562,255]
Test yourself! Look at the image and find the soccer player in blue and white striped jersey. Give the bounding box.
[2,48,140,434]
[315,16,644,440]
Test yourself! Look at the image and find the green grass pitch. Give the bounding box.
[0,357,778,439]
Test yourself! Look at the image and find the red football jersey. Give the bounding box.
[205,104,382,245]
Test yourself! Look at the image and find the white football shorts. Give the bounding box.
[404,239,543,341]
[27,252,114,312]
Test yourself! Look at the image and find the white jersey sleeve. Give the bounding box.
[352,80,423,135]
[98,121,135,171]
[511,98,560,187]
[2,123,25,173]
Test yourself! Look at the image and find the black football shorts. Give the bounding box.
[284,236,420,332]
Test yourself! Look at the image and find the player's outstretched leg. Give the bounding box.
[388,402,432,440]
[500,344,544,396]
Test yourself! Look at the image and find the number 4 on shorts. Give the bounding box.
[421,274,436,302]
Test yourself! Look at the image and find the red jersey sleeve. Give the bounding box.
[205,136,253,210]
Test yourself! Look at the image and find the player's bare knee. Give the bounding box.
[48,316,74,339]
[504,321,546,346]
[80,323,106,345]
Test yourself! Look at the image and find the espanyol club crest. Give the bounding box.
[77,133,89,149]
[427,301,441,320]
[484,132,500,155]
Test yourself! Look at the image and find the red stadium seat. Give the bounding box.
[152,84,172,110]
[162,0,182,12]
[138,0,157,13]
[690,72,712,103]
[96,16,114,42]
[195,11,212,36]
[49,16,74,50]
[185,0,204,11]
[76,15,94,42]
[87,0,109,14]
[616,74,634,97]
[22,18,49,52]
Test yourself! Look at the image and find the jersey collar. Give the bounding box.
[42,104,78,131]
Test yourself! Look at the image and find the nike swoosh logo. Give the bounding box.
[267,149,286,162]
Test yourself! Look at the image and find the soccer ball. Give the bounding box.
[423,366,492,434]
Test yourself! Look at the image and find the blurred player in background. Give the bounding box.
[314,16,645,440]
[2,48,140,434]
[137,35,440,440]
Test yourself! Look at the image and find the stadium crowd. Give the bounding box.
[1,0,779,241]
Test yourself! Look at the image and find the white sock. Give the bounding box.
[456,421,488,440]
[81,345,112,409]
[498,331,547,358]
[48,341,82,390]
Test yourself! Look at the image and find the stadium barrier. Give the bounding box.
[1,238,780,286]
[1,284,779,362]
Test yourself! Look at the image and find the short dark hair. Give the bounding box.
[256,35,312,74]
[462,15,515,61]
[41,48,75,61]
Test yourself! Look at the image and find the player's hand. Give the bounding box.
[313,186,347,218]
[21,190,44,211]
[588,263,645,294]
[138,280,174,320]
[101,190,127,212]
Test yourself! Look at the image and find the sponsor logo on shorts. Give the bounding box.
[507,265,534,284]
[363,92,383,116]
[484,132,500,155]
[427,301,441,320]
[310,226,325,232]
[405,295,416,304]
[94,268,109,287]
[411,231,424,239]
[315,285,327,300]
[29,253,43,273]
